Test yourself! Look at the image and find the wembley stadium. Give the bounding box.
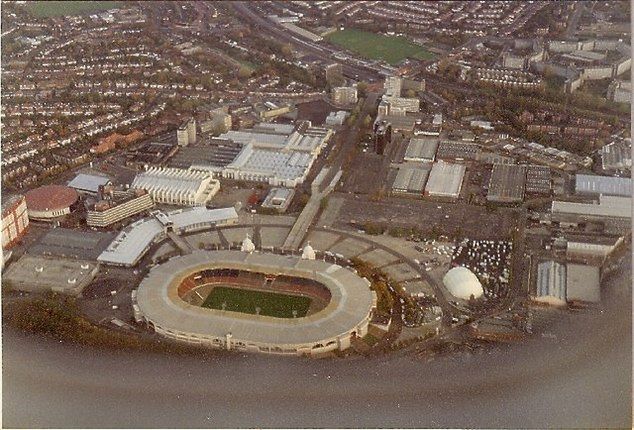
[135,250,377,356]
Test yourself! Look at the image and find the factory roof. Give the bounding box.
[535,260,566,304]
[392,165,430,193]
[67,173,111,194]
[566,264,600,302]
[487,164,527,202]
[404,137,439,162]
[424,161,466,198]
[552,195,631,219]
[575,174,632,197]
[132,167,213,197]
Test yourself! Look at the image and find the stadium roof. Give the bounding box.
[424,161,466,198]
[136,251,374,346]
[575,174,631,197]
[67,173,111,193]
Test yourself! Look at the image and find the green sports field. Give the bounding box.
[326,29,435,65]
[202,286,311,318]
[26,1,122,18]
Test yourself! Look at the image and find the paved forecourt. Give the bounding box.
[136,250,376,355]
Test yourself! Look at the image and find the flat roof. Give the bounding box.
[404,137,439,162]
[29,228,114,260]
[136,251,374,346]
[3,255,97,294]
[392,165,430,193]
[487,164,527,202]
[424,161,466,198]
[67,173,111,193]
[566,264,600,302]
[552,195,631,219]
[575,174,631,197]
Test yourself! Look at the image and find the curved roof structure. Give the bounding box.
[136,251,375,348]
[443,266,484,300]
[25,185,78,212]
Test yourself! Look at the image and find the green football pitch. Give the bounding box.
[326,29,435,65]
[202,286,311,318]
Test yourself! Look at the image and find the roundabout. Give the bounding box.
[136,250,377,355]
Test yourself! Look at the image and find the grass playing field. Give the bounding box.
[26,1,122,18]
[326,29,435,65]
[202,286,311,318]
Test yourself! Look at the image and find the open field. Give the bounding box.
[202,286,311,318]
[26,1,122,18]
[326,29,435,65]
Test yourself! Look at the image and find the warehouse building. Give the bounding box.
[436,141,480,160]
[566,264,600,303]
[131,167,220,206]
[424,161,466,199]
[575,174,631,197]
[29,228,114,260]
[487,164,527,203]
[392,165,430,194]
[86,188,155,227]
[534,260,567,306]
[169,138,244,172]
[67,173,112,195]
[25,185,79,221]
[565,234,624,264]
[525,165,552,194]
[551,195,631,219]
[404,137,439,162]
[2,194,29,249]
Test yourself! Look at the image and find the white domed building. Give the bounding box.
[240,234,255,253]
[443,267,484,300]
[301,242,316,260]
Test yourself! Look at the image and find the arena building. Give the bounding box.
[443,266,484,300]
[25,185,79,221]
[2,194,29,249]
[135,250,377,356]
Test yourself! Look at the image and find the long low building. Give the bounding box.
[136,250,376,356]
[404,137,439,162]
[552,195,631,219]
[131,167,220,206]
[98,207,238,266]
[424,161,466,199]
[86,188,155,228]
[487,164,527,203]
[392,165,430,194]
[575,174,631,197]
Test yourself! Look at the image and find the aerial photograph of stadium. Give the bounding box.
[1,0,631,428]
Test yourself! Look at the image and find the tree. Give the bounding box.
[357,81,369,98]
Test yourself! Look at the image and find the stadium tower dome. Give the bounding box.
[443,266,484,300]
[301,242,316,260]
[240,234,255,253]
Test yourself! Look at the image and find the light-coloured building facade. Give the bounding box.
[131,167,220,206]
[86,191,155,227]
[2,195,29,249]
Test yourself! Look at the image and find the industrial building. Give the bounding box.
[86,188,155,227]
[566,264,600,303]
[601,140,632,171]
[436,141,480,160]
[487,164,527,203]
[525,165,551,194]
[534,260,567,306]
[325,111,349,126]
[424,161,466,199]
[575,174,631,197]
[3,255,98,295]
[169,137,244,171]
[392,165,430,194]
[131,167,220,206]
[98,207,238,266]
[551,195,631,219]
[25,185,79,221]
[2,194,29,249]
[565,234,623,264]
[29,228,114,260]
[404,137,439,162]
[67,173,112,195]
[331,86,357,105]
[261,188,295,213]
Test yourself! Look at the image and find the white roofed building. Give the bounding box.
[443,267,484,300]
[132,167,220,206]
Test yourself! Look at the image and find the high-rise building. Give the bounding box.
[373,121,392,155]
[177,118,197,146]
[2,194,29,249]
